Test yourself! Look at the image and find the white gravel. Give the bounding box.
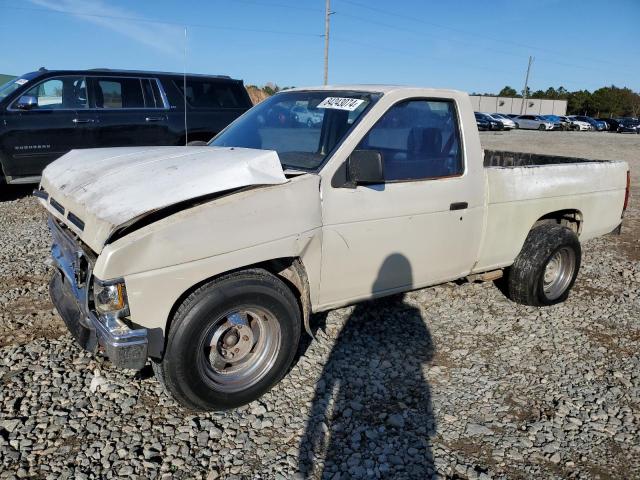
[0,131,638,479]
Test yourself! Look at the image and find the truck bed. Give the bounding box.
[474,149,628,273]
[484,149,610,168]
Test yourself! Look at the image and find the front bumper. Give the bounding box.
[48,217,148,370]
[50,270,148,370]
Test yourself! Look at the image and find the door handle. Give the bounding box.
[145,116,165,122]
[72,118,94,124]
[450,202,468,211]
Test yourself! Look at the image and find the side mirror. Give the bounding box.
[347,149,384,185]
[15,95,38,110]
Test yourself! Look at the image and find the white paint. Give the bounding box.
[39,146,287,252]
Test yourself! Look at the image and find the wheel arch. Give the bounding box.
[158,256,311,359]
[532,208,583,236]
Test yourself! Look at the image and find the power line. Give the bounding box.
[337,0,633,72]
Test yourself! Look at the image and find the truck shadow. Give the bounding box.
[0,184,34,202]
[298,254,437,479]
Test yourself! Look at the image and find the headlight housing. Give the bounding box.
[93,278,129,317]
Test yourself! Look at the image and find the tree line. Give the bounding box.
[248,82,640,118]
[491,85,640,118]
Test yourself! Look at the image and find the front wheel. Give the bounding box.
[538,124,546,131]
[514,122,520,129]
[503,224,581,306]
[154,269,301,410]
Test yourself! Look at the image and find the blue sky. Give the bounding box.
[1,0,638,93]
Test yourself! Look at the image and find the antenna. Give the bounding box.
[183,26,188,145]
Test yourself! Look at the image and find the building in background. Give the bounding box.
[470,95,567,115]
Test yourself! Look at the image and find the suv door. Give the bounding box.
[1,76,92,178]
[88,77,170,147]
[319,98,485,305]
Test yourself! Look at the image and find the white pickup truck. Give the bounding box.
[37,86,630,410]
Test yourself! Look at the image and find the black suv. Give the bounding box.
[0,68,253,184]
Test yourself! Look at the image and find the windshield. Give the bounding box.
[0,77,26,101]
[210,90,379,170]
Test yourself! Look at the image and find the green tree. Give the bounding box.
[498,86,518,97]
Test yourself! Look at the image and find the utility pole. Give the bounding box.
[323,0,331,85]
[520,55,533,115]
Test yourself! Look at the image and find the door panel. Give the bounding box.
[1,76,90,177]
[90,77,171,147]
[318,98,485,307]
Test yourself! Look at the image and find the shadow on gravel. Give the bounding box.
[298,254,436,479]
[0,183,34,202]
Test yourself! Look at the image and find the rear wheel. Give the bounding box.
[503,224,581,306]
[154,269,301,410]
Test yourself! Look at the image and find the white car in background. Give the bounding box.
[565,116,592,131]
[514,115,555,131]
[490,113,516,130]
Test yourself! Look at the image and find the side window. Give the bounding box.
[175,80,245,108]
[94,78,145,108]
[141,79,163,108]
[19,76,87,110]
[356,99,463,181]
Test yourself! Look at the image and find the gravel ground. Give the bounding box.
[1,131,639,479]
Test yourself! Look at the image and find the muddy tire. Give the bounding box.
[504,224,581,306]
[153,269,301,411]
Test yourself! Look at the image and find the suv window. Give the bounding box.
[93,77,145,108]
[357,99,463,181]
[175,79,245,108]
[18,76,87,110]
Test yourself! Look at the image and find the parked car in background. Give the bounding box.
[563,117,591,131]
[597,118,620,131]
[541,115,568,130]
[490,113,516,129]
[291,104,323,127]
[568,115,604,131]
[475,112,502,130]
[616,118,640,133]
[513,115,555,130]
[0,68,253,184]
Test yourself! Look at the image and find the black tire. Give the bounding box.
[538,124,546,131]
[514,122,519,129]
[504,224,581,306]
[154,269,301,411]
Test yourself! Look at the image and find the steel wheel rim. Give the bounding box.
[198,307,281,393]
[542,247,576,300]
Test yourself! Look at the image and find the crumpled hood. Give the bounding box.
[39,146,287,252]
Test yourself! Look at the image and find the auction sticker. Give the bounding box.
[15,79,29,85]
[317,97,365,111]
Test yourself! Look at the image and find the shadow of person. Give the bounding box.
[298,254,437,479]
